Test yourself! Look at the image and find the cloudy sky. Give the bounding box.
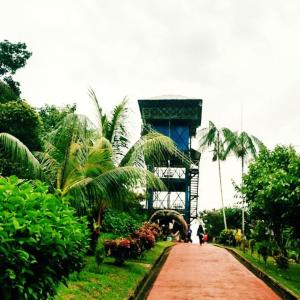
[1,0,299,210]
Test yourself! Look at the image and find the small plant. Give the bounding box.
[95,243,105,267]
[234,229,243,246]
[274,253,289,270]
[104,222,161,264]
[240,239,249,253]
[257,241,270,266]
[219,229,235,246]
[249,239,256,256]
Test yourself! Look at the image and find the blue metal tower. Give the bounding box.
[138,95,202,223]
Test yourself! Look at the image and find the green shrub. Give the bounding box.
[249,239,256,255]
[219,229,236,246]
[95,243,105,266]
[102,208,146,237]
[0,101,42,151]
[257,241,271,265]
[104,223,161,265]
[274,253,289,270]
[0,176,89,300]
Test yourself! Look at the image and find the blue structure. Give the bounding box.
[138,95,202,223]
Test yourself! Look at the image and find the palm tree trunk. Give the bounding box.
[218,158,227,229]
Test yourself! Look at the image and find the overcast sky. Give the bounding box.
[1,0,299,211]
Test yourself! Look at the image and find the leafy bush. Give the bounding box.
[257,241,271,265]
[274,253,289,270]
[249,239,256,256]
[104,222,161,265]
[234,229,243,245]
[219,229,236,246]
[0,80,19,103]
[0,101,42,151]
[0,177,89,300]
[102,208,146,237]
[95,243,105,266]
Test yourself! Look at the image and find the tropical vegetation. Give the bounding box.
[0,176,89,300]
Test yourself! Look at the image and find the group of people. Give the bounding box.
[186,224,208,245]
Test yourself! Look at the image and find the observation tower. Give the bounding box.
[138,95,202,223]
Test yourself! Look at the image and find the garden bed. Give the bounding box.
[55,241,173,300]
[217,245,300,300]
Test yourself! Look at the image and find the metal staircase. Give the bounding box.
[189,168,199,219]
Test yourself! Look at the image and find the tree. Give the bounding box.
[0,80,19,103]
[200,207,249,239]
[242,146,300,256]
[0,94,183,223]
[0,101,42,177]
[0,40,32,96]
[84,90,190,225]
[38,103,76,136]
[223,129,264,234]
[197,121,231,229]
[0,101,42,150]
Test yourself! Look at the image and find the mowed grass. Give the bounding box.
[55,241,173,300]
[234,248,300,297]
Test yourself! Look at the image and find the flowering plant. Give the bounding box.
[103,222,161,264]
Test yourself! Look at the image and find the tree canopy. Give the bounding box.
[242,145,300,254]
[0,40,32,96]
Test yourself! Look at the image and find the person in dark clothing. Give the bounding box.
[197,224,204,245]
[186,225,192,243]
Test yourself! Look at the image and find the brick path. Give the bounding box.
[147,243,280,300]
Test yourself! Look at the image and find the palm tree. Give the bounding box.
[223,129,265,234]
[197,121,231,230]
[0,92,188,227]
[87,90,192,223]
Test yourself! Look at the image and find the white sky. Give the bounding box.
[1,0,299,210]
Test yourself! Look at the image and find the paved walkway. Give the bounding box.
[147,243,280,300]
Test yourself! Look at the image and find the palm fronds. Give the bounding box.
[0,133,43,178]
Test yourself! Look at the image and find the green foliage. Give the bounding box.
[243,146,300,254]
[38,104,76,135]
[0,80,19,103]
[201,207,248,239]
[274,253,289,270]
[249,220,270,242]
[257,241,271,264]
[0,176,89,300]
[0,40,32,76]
[102,208,146,237]
[249,239,256,255]
[0,40,32,96]
[219,229,236,246]
[235,249,300,296]
[55,241,173,300]
[0,101,42,151]
[95,243,105,266]
[104,222,161,265]
[0,101,42,177]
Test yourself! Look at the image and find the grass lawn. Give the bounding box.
[55,241,173,300]
[233,248,300,297]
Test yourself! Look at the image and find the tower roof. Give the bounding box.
[138,96,203,135]
[142,94,196,100]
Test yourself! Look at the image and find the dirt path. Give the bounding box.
[147,243,280,300]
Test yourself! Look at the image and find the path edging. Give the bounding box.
[128,244,174,300]
[215,244,299,300]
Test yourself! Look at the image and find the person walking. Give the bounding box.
[186,225,193,243]
[197,224,204,245]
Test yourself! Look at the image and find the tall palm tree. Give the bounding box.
[223,129,265,234]
[87,90,192,223]
[0,92,189,227]
[197,121,231,230]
